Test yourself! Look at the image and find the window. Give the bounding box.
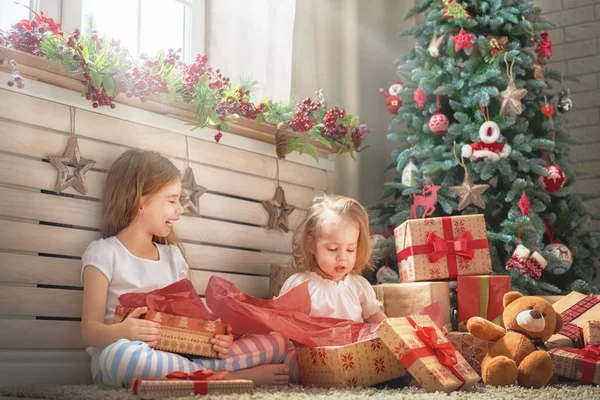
[0,1,37,31]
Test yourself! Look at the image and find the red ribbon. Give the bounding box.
[397,217,488,279]
[132,370,228,395]
[400,317,466,390]
[560,345,600,384]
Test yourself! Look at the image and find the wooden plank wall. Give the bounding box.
[0,85,329,383]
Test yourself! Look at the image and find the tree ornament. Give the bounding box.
[413,87,426,109]
[524,251,547,279]
[262,186,296,233]
[462,105,511,162]
[443,1,470,19]
[410,183,441,219]
[536,32,552,61]
[539,164,566,193]
[428,94,449,135]
[518,192,530,216]
[506,244,531,273]
[488,36,508,57]
[541,103,554,118]
[449,159,489,210]
[428,30,445,57]
[544,243,573,275]
[497,56,528,116]
[451,29,475,53]
[402,159,419,187]
[533,61,545,83]
[379,81,403,115]
[179,167,207,216]
[558,74,573,113]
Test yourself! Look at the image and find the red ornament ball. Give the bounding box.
[539,164,566,192]
[428,113,449,135]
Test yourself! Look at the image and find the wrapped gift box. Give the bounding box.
[549,347,600,385]
[584,320,600,346]
[373,282,451,326]
[540,295,565,305]
[113,306,226,358]
[378,316,480,392]
[394,215,492,282]
[446,332,493,375]
[457,275,510,327]
[545,292,600,349]
[130,372,253,399]
[295,338,406,387]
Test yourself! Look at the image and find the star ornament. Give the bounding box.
[497,79,528,116]
[262,186,296,233]
[451,29,475,52]
[48,136,96,195]
[179,167,207,216]
[449,170,490,210]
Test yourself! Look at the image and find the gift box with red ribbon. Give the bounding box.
[549,346,600,385]
[445,332,493,376]
[378,316,480,392]
[584,320,600,346]
[394,215,492,282]
[546,292,600,349]
[130,370,253,399]
[457,275,511,327]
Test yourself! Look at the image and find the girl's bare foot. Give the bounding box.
[227,364,289,386]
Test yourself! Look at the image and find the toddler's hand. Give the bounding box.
[211,325,233,359]
[119,306,161,347]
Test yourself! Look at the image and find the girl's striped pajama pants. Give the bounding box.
[95,332,298,387]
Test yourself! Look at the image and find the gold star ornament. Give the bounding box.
[179,167,207,216]
[48,136,96,195]
[497,79,528,116]
[263,186,296,233]
[449,168,490,210]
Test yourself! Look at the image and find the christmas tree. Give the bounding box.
[369,0,600,295]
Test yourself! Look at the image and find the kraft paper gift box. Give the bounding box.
[378,316,480,392]
[545,292,600,349]
[373,282,451,326]
[130,371,253,399]
[549,346,600,385]
[113,306,227,358]
[584,320,600,346]
[295,338,406,388]
[457,275,511,327]
[446,332,493,376]
[394,215,492,283]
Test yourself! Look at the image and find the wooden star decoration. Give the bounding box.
[262,186,296,233]
[48,136,96,195]
[449,169,490,210]
[497,79,528,116]
[179,167,207,216]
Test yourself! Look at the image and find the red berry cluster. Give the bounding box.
[350,123,370,149]
[183,54,230,96]
[2,58,25,89]
[323,107,348,140]
[289,98,322,132]
[3,11,62,57]
[119,50,178,102]
[219,88,265,119]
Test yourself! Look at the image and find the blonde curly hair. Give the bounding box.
[291,194,374,275]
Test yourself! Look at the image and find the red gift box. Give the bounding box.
[457,275,511,326]
[549,346,600,385]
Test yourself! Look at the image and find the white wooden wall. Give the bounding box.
[0,71,333,386]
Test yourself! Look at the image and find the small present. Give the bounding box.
[546,292,600,349]
[295,338,406,387]
[113,306,226,358]
[378,316,480,392]
[584,320,600,346]
[457,275,510,327]
[549,346,600,385]
[446,332,493,375]
[130,370,253,399]
[394,215,492,282]
[373,282,451,325]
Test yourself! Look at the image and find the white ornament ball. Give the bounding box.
[371,234,388,261]
[543,242,573,275]
[428,113,449,135]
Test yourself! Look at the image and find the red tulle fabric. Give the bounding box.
[118,279,217,321]
[205,275,379,347]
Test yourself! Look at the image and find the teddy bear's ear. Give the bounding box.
[554,312,564,334]
[503,291,523,308]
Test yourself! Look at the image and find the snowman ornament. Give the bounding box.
[462,121,511,162]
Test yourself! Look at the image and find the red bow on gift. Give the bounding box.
[562,345,600,360]
[560,345,600,384]
[414,325,458,367]
[166,370,228,381]
[427,232,475,263]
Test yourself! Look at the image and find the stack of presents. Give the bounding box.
[111,215,600,398]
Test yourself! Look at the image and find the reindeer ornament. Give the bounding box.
[410,184,441,219]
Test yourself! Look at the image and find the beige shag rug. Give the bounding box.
[1,383,600,400]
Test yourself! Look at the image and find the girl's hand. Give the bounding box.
[211,325,233,359]
[119,306,161,347]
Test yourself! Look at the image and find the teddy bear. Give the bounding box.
[379,81,403,114]
[461,121,511,162]
[467,291,563,388]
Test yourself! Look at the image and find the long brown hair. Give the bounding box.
[292,194,374,275]
[102,149,188,261]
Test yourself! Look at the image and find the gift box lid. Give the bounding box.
[114,306,227,335]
